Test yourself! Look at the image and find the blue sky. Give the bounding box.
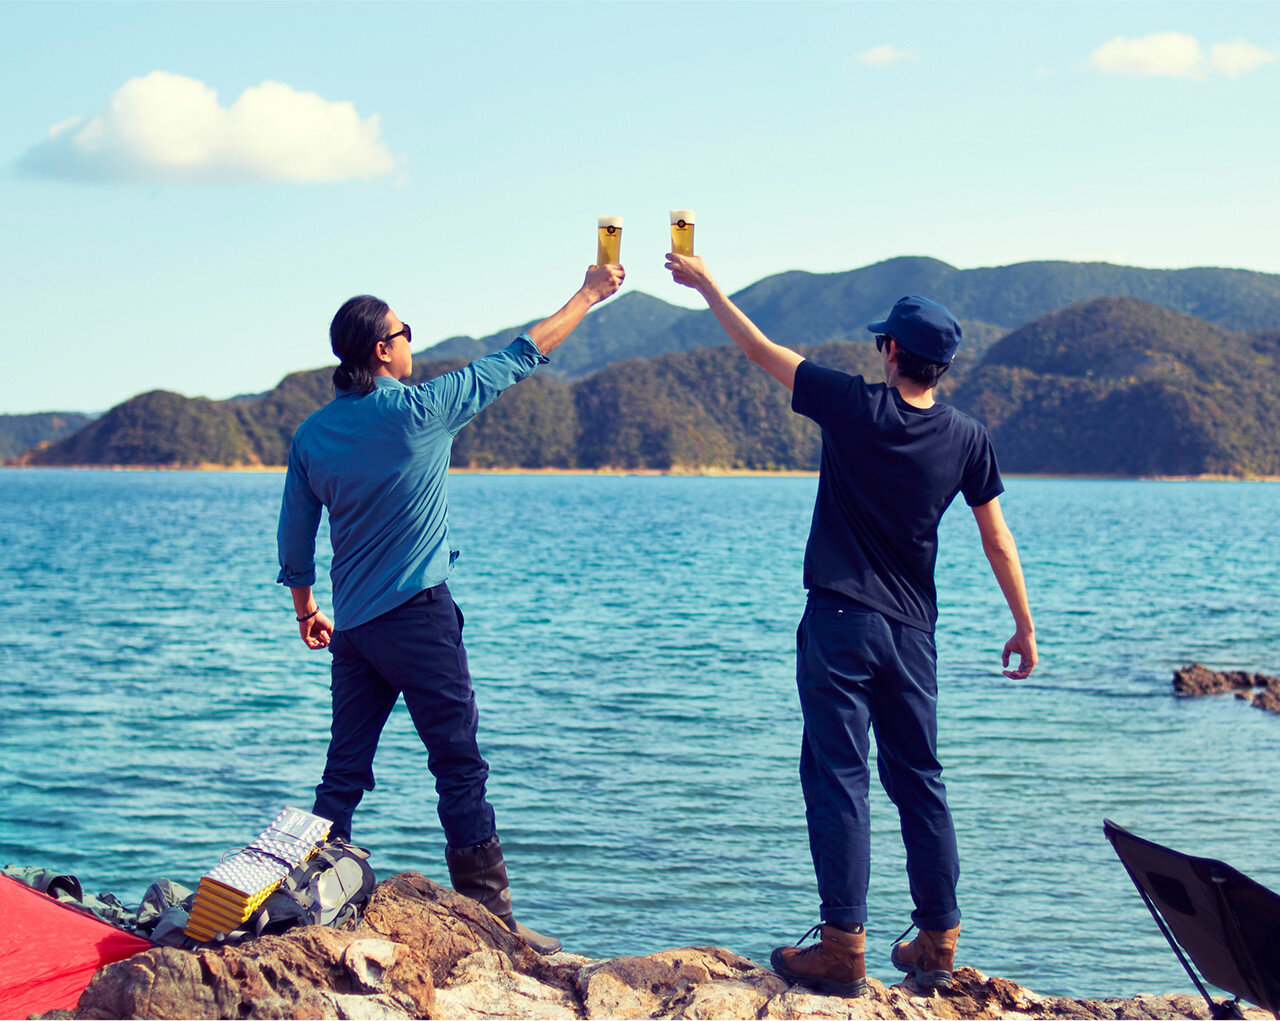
[2,1,1277,414]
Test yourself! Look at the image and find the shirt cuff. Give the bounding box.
[277,565,317,588]
[515,332,550,366]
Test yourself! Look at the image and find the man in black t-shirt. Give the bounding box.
[666,254,1037,999]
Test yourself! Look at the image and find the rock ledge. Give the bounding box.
[46,873,1267,1020]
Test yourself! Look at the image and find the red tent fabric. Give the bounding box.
[0,874,152,1016]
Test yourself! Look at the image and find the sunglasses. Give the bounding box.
[874,334,892,352]
[384,323,412,344]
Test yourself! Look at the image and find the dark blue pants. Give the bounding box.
[312,583,496,850]
[796,590,961,930]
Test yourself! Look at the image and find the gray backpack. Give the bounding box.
[248,841,376,937]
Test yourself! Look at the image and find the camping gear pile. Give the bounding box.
[184,806,331,941]
[0,806,376,1017]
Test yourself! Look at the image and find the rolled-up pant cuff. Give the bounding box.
[821,907,868,926]
[912,908,961,930]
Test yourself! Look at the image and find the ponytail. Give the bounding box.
[333,360,377,394]
[329,295,390,395]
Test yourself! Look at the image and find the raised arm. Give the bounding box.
[665,253,804,390]
[971,496,1037,679]
[527,263,625,356]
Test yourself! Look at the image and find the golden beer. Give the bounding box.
[669,209,695,257]
[596,215,623,265]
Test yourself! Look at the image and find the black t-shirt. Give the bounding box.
[792,359,1004,632]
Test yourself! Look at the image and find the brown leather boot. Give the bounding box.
[891,924,961,989]
[445,834,562,955]
[770,924,867,997]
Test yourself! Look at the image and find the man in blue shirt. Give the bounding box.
[278,262,624,955]
[666,253,1037,997]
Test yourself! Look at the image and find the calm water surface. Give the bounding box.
[0,469,1277,999]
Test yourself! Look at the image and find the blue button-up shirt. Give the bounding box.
[277,334,546,630]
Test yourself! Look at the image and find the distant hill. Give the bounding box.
[18,257,1280,476]
[416,257,1280,377]
[28,391,262,467]
[0,412,93,460]
[950,298,1280,475]
[416,291,692,380]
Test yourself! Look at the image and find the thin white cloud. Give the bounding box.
[18,71,398,184]
[855,44,918,67]
[1209,39,1276,78]
[1090,32,1275,79]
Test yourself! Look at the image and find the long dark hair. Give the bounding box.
[330,295,390,394]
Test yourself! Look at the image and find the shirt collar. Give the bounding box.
[335,376,407,398]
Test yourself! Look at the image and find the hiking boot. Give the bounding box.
[891,923,961,989]
[770,923,867,998]
[445,833,562,955]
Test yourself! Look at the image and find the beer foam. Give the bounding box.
[597,216,623,228]
[669,209,696,224]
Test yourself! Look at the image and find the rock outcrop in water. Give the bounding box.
[44,873,1269,1021]
[1172,663,1280,714]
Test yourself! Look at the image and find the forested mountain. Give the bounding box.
[949,298,1280,476]
[20,297,1280,476]
[418,257,1280,377]
[14,256,1280,476]
[0,412,93,460]
[416,291,691,381]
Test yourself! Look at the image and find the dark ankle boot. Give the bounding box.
[445,833,562,955]
[891,923,961,989]
[770,923,867,998]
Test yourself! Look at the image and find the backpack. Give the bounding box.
[248,841,376,938]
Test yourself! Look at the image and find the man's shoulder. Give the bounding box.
[798,358,869,387]
[934,400,989,438]
[796,359,878,404]
[291,396,346,449]
[296,399,335,432]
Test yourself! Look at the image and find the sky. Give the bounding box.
[2,1,1278,414]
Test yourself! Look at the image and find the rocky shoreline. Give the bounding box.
[1172,663,1280,714]
[39,873,1268,1021]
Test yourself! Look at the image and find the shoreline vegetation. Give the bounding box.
[4,463,1280,482]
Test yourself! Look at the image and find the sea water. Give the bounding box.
[0,469,1276,999]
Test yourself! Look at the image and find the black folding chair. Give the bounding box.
[1104,819,1280,1019]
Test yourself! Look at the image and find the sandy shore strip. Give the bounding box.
[4,464,1279,481]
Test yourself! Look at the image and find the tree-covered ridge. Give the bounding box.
[949,298,1280,476]
[417,257,1280,380]
[19,296,1280,477]
[0,412,93,460]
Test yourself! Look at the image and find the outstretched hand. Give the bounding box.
[1001,629,1038,679]
[582,263,625,305]
[665,252,714,294]
[299,610,334,650]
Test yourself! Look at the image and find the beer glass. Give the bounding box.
[669,209,695,257]
[597,216,623,265]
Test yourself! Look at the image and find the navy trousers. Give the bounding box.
[312,583,496,850]
[796,590,961,930]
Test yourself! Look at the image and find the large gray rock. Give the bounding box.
[56,873,1272,1020]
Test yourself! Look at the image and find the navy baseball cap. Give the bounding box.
[866,295,962,363]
